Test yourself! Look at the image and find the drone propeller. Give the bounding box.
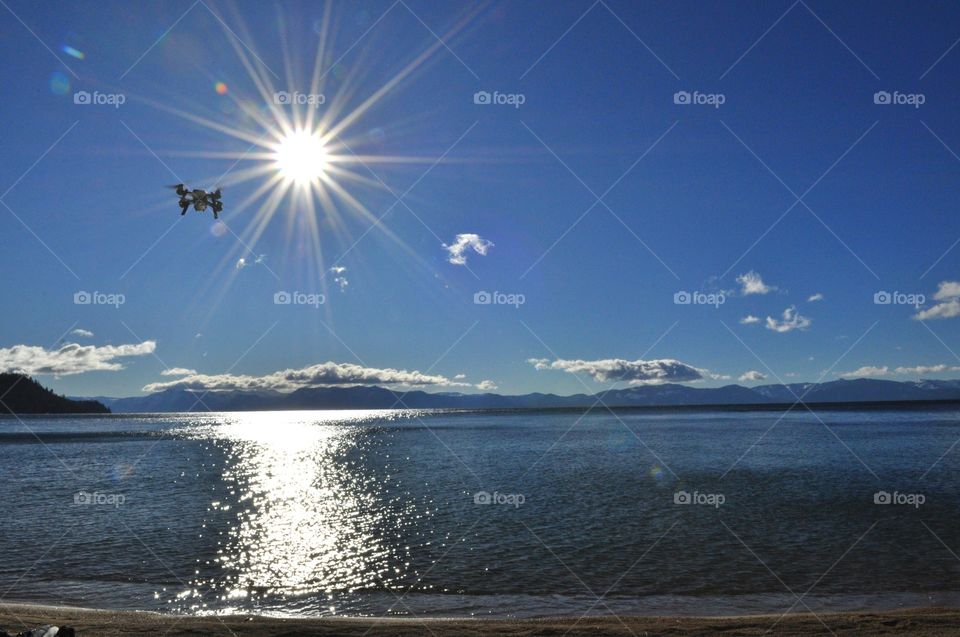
[163,184,184,190]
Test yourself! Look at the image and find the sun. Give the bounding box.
[273,129,329,185]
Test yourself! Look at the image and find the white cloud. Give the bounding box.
[443,233,493,265]
[0,341,156,376]
[894,364,960,375]
[475,380,498,391]
[70,329,94,338]
[739,370,767,382]
[740,315,760,325]
[454,373,466,380]
[236,254,267,270]
[736,270,776,295]
[705,371,732,381]
[915,298,960,321]
[839,365,890,379]
[528,357,703,384]
[807,293,824,302]
[143,361,471,393]
[765,306,811,333]
[329,266,349,292]
[914,281,960,320]
[161,367,197,376]
[933,281,960,301]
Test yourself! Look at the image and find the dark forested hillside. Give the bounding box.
[0,374,110,414]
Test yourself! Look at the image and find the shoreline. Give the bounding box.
[3,604,960,636]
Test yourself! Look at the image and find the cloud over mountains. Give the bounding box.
[143,361,488,393]
[528,357,703,384]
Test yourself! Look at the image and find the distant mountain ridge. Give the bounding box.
[93,378,960,413]
[0,374,110,414]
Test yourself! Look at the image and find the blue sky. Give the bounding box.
[1,0,959,398]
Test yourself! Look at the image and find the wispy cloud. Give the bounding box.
[528,357,703,384]
[740,315,760,325]
[736,270,776,295]
[934,281,960,300]
[894,364,960,375]
[0,341,156,376]
[807,293,824,302]
[236,253,267,270]
[443,233,493,265]
[70,328,94,338]
[839,365,890,378]
[739,370,767,382]
[329,266,349,292]
[915,281,960,320]
[765,306,811,333]
[161,367,197,376]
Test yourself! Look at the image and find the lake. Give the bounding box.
[1,407,959,617]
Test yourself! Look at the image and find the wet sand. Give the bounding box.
[2,604,960,636]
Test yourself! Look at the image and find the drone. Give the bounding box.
[169,184,223,219]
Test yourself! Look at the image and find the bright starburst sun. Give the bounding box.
[273,129,328,185]
[140,5,473,297]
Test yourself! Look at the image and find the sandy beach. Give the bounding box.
[3,604,960,636]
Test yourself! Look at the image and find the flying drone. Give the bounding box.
[168,184,223,219]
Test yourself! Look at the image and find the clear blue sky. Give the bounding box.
[1,0,959,398]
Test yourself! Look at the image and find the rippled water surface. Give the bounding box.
[2,408,960,617]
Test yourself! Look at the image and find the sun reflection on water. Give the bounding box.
[173,410,427,614]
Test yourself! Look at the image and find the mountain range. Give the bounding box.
[85,378,960,413]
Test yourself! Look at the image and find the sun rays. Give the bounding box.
[136,2,476,299]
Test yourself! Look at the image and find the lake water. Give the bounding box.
[1,408,959,618]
